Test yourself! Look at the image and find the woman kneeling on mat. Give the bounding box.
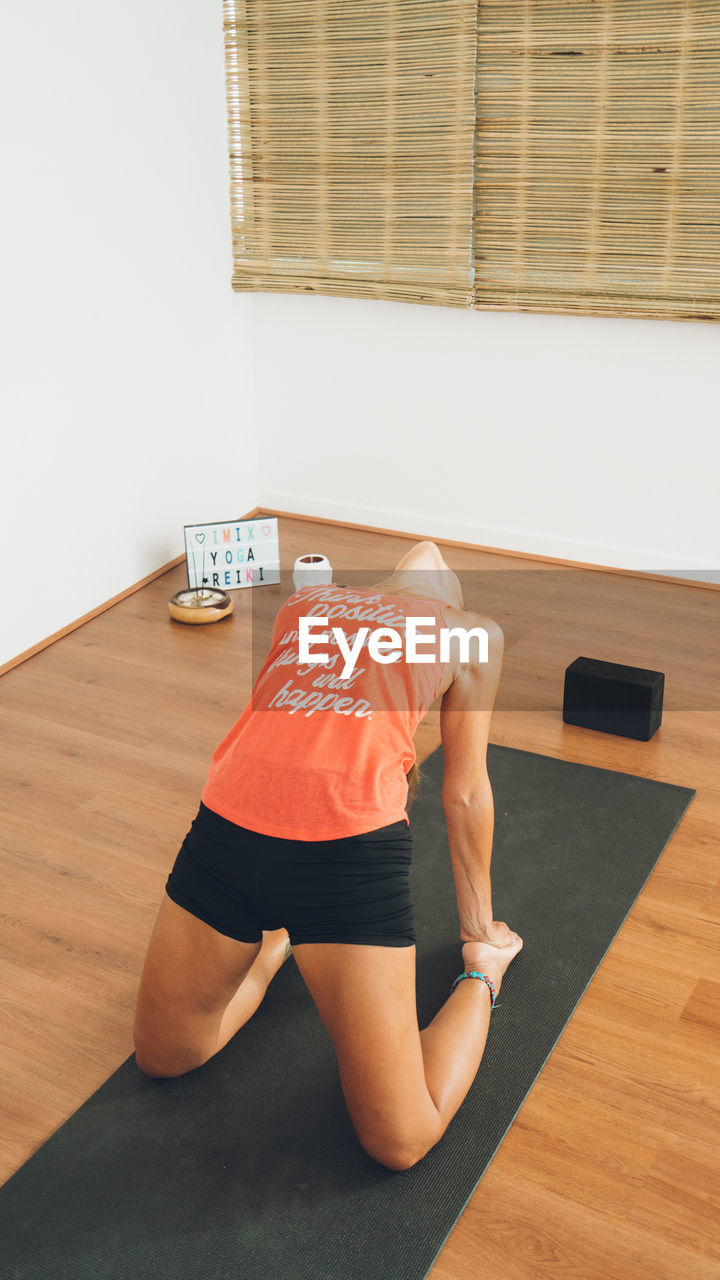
[133,540,523,1171]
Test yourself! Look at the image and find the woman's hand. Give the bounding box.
[461,920,516,947]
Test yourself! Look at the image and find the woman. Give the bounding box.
[133,540,523,1171]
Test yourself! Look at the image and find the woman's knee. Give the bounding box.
[350,1094,445,1172]
[134,1051,179,1080]
[133,1034,207,1080]
[358,1115,444,1171]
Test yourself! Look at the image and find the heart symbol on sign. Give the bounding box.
[261,525,271,536]
[195,533,205,543]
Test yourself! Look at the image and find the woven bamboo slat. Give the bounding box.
[223,0,478,307]
[223,1,720,320]
[473,0,720,321]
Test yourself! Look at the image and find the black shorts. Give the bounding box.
[165,801,416,947]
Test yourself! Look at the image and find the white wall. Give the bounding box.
[253,292,720,578]
[1,1,257,669]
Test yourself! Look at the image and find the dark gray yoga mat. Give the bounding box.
[0,745,695,1280]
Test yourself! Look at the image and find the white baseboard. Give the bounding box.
[259,490,720,583]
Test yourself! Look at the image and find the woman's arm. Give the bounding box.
[439,616,507,944]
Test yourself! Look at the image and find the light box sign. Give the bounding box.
[184,516,280,591]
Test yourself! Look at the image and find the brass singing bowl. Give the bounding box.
[168,589,234,625]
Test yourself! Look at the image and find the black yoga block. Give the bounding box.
[563,657,664,741]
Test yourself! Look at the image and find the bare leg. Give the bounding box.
[419,936,522,1124]
[133,898,293,1079]
[292,934,523,1169]
[215,929,291,1054]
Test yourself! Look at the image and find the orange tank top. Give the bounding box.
[201,584,449,839]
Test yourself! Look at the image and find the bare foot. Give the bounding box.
[258,928,292,981]
[460,934,523,996]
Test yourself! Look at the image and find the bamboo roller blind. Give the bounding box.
[474,1,720,321]
[224,0,478,307]
[224,0,720,320]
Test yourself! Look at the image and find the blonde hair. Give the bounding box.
[406,760,420,807]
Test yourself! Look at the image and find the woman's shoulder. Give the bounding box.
[442,605,503,644]
[438,606,504,696]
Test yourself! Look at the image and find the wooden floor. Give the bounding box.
[1,514,718,1277]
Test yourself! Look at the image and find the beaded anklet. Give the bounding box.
[451,969,498,1010]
